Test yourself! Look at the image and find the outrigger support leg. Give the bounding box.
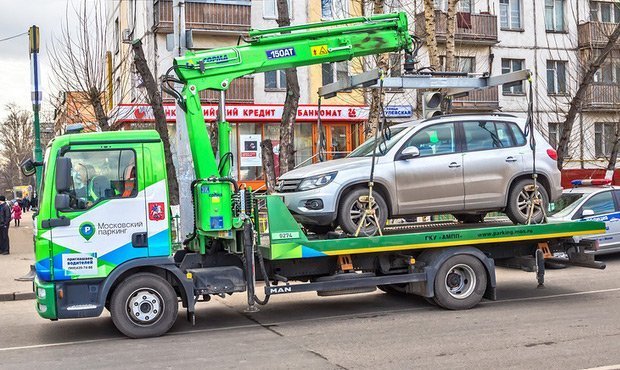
[243,220,259,312]
[535,248,545,288]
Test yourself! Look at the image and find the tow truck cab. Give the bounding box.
[33,130,172,319]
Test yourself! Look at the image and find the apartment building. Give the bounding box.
[411,0,620,169]
[106,0,370,188]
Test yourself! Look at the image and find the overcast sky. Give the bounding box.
[0,0,75,120]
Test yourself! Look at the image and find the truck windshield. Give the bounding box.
[348,127,409,157]
[548,193,585,217]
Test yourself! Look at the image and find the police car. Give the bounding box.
[548,179,620,255]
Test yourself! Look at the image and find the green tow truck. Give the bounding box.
[21,13,605,338]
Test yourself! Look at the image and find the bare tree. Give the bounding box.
[48,0,129,132]
[366,0,388,136]
[423,0,440,70]
[0,105,34,192]
[556,22,620,170]
[131,40,180,204]
[445,0,460,72]
[276,0,300,175]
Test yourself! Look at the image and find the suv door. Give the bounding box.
[394,122,465,214]
[578,190,620,252]
[49,146,148,280]
[461,121,525,210]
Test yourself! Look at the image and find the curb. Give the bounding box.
[0,292,35,302]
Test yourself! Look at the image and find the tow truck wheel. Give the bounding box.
[110,273,178,338]
[505,179,549,225]
[338,188,388,236]
[433,255,487,310]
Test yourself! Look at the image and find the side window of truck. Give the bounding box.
[62,149,137,210]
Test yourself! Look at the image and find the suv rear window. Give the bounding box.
[463,121,525,151]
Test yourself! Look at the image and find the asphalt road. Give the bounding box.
[1,255,620,370]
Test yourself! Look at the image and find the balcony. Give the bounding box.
[415,11,498,45]
[582,84,620,111]
[578,21,620,49]
[153,0,251,34]
[451,87,499,111]
[200,76,254,103]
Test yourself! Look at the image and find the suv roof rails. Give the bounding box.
[422,112,518,123]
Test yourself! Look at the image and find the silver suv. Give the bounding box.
[276,114,562,235]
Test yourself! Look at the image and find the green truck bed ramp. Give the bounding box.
[261,196,605,260]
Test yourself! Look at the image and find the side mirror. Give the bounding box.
[55,194,70,211]
[20,159,37,177]
[582,209,595,217]
[400,146,420,160]
[56,157,73,193]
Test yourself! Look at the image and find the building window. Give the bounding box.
[545,0,565,32]
[321,62,348,86]
[546,60,567,95]
[500,0,522,30]
[322,0,348,20]
[439,56,475,73]
[434,0,472,12]
[590,1,620,23]
[263,0,293,20]
[595,122,619,157]
[264,70,286,90]
[114,17,120,54]
[548,122,562,149]
[594,60,620,83]
[501,59,525,95]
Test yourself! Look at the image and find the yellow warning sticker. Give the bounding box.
[310,45,329,57]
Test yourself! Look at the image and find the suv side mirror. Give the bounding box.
[56,157,73,193]
[582,209,595,217]
[400,146,420,160]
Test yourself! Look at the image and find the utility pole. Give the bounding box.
[173,0,195,240]
[29,25,43,192]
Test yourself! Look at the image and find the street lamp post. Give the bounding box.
[29,25,43,192]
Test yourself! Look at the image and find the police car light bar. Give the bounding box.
[571,179,612,186]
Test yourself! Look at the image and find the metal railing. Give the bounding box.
[582,83,620,111]
[451,86,499,111]
[153,0,251,33]
[578,21,620,49]
[415,11,498,44]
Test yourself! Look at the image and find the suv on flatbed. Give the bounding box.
[276,113,562,235]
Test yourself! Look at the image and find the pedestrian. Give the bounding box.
[12,201,22,227]
[30,195,38,211]
[0,196,11,255]
[19,198,26,213]
[24,198,30,212]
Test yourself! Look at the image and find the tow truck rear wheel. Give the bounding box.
[433,254,487,310]
[110,273,178,338]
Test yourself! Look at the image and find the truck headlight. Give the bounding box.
[298,172,337,191]
[37,287,46,299]
[37,303,47,313]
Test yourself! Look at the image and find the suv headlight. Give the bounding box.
[298,172,337,191]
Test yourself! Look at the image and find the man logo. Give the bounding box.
[79,222,96,241]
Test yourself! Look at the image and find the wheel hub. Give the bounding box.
[444,264,476,299]
[128,290,162,324]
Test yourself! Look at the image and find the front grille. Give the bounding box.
[277,179,302,192]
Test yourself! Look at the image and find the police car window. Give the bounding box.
[404,123,456,157]
[63,150,137,210]
[581,191,615,216]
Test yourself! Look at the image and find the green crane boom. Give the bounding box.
[173,12,413,181]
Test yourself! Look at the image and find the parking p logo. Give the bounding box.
[79,222,96,241]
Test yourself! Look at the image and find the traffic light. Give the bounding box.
[29,25,39,53]
[422,92,443,119]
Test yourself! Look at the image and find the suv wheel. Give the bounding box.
[338,188,388,236]
[505,179,549,224]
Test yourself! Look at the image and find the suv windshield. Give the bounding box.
[548,193,585,217]
[348,127,409,157]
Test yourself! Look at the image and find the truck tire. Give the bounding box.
[505,179,549,224]
[110,272,179,338]
[433,254,487,310]
[338,188,388,236]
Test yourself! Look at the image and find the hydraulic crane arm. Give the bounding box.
[172,12,413,180]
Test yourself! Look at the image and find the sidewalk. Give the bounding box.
[0,212,36,301]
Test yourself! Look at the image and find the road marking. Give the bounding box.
[582,365,620,370]
[0,338,120,352]
[482,287,620,305]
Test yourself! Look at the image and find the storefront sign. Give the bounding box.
[384,105,413,118]
[240,134,262,167]
[115,104,369,123]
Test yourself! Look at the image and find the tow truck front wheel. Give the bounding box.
[433,255,487,310]
[110,273,178,338]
